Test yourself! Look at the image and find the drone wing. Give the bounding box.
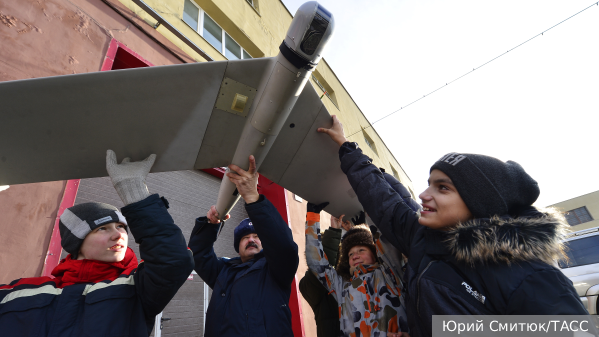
[260,84,363,218]
[0,58,273,185]
[0,59,363,217]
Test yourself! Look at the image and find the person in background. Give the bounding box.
[299,214,349,337]
[318,115,588,336]
[189,155,299,337]
[300,168,418,337]
[305,202,409,337]
[0,150,194,336]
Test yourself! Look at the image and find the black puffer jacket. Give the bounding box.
[339,142,587,337]
[0,194,194,337]
[189,195,299,337]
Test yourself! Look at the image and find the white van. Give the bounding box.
[558,227,599,314]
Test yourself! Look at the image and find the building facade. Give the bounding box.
[0,0,414,336]
[549,190,599,232]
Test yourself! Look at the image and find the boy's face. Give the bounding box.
[239,233,262,262]
[348,245,376,269]
[418,169,473,230]
[78,222,128,262]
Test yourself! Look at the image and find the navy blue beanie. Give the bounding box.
[233,218,256,253]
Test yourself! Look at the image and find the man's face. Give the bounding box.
[78,222,128,262]
[239,233,262,263]
[418,169,473,230]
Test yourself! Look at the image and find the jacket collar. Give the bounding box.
[350,263,380,279]
[443,208,568,266]
[424,229,452,257]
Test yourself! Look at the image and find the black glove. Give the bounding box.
[307,201,329,214]
[351,211,366,225]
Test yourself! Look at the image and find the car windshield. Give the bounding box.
[559,235,599,268]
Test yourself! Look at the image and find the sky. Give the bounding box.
[281,0,599,207]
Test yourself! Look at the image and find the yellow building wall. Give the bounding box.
[549,190,599,232]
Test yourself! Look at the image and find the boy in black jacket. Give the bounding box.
[317,116,587,337]
[0,150,194,336]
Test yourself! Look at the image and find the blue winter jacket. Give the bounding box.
[338,142,587,337]
[0,194,194,337]
[189,195,299,337]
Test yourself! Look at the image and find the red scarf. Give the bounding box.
[51,247,139,288]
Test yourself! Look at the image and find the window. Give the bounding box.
[558,235,599,268]
[564,206,593,226]
[362,131,378,156]
[182,0,252,60]
[182,0,199,30]
[311,74,338,108]
[390,165,400,180]
[245,0,260,13]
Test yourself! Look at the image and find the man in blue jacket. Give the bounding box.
[189,155,299,337]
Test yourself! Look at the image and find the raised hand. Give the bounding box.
[226,155,260,204]
[317,115,348,147]
[106,149,155,205]
[351,211,366,226]
[307,201,329,214]
[207,205,231,224]
[330,214,345,229]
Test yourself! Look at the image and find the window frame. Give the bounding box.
[311,74,339,109]
[182,0,252,60]
[565,206,594,226]
[362,130,378,156]
[390,165,400,181]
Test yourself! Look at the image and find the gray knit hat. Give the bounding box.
[59,202,128,258]
[430,152,539,218]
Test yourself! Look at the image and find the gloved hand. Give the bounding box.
[106,149,156,205]
[307,201,329,214]
[351,211,366,225]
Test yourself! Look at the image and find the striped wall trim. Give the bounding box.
[82,274,135,295]
[0,284,63,304]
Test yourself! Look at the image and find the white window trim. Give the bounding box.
[182,0,252,60]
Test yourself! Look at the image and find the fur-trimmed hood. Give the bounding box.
[444,207,569,266]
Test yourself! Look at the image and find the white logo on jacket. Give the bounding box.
[461,281,486,304]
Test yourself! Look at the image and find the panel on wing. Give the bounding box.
[260,84,363,218]
[195,57,276,169]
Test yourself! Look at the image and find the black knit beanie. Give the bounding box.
[430,152,540,218]
[59,202,128,259]
[336,224,377,280]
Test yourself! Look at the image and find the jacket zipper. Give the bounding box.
[417,260,437,319]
